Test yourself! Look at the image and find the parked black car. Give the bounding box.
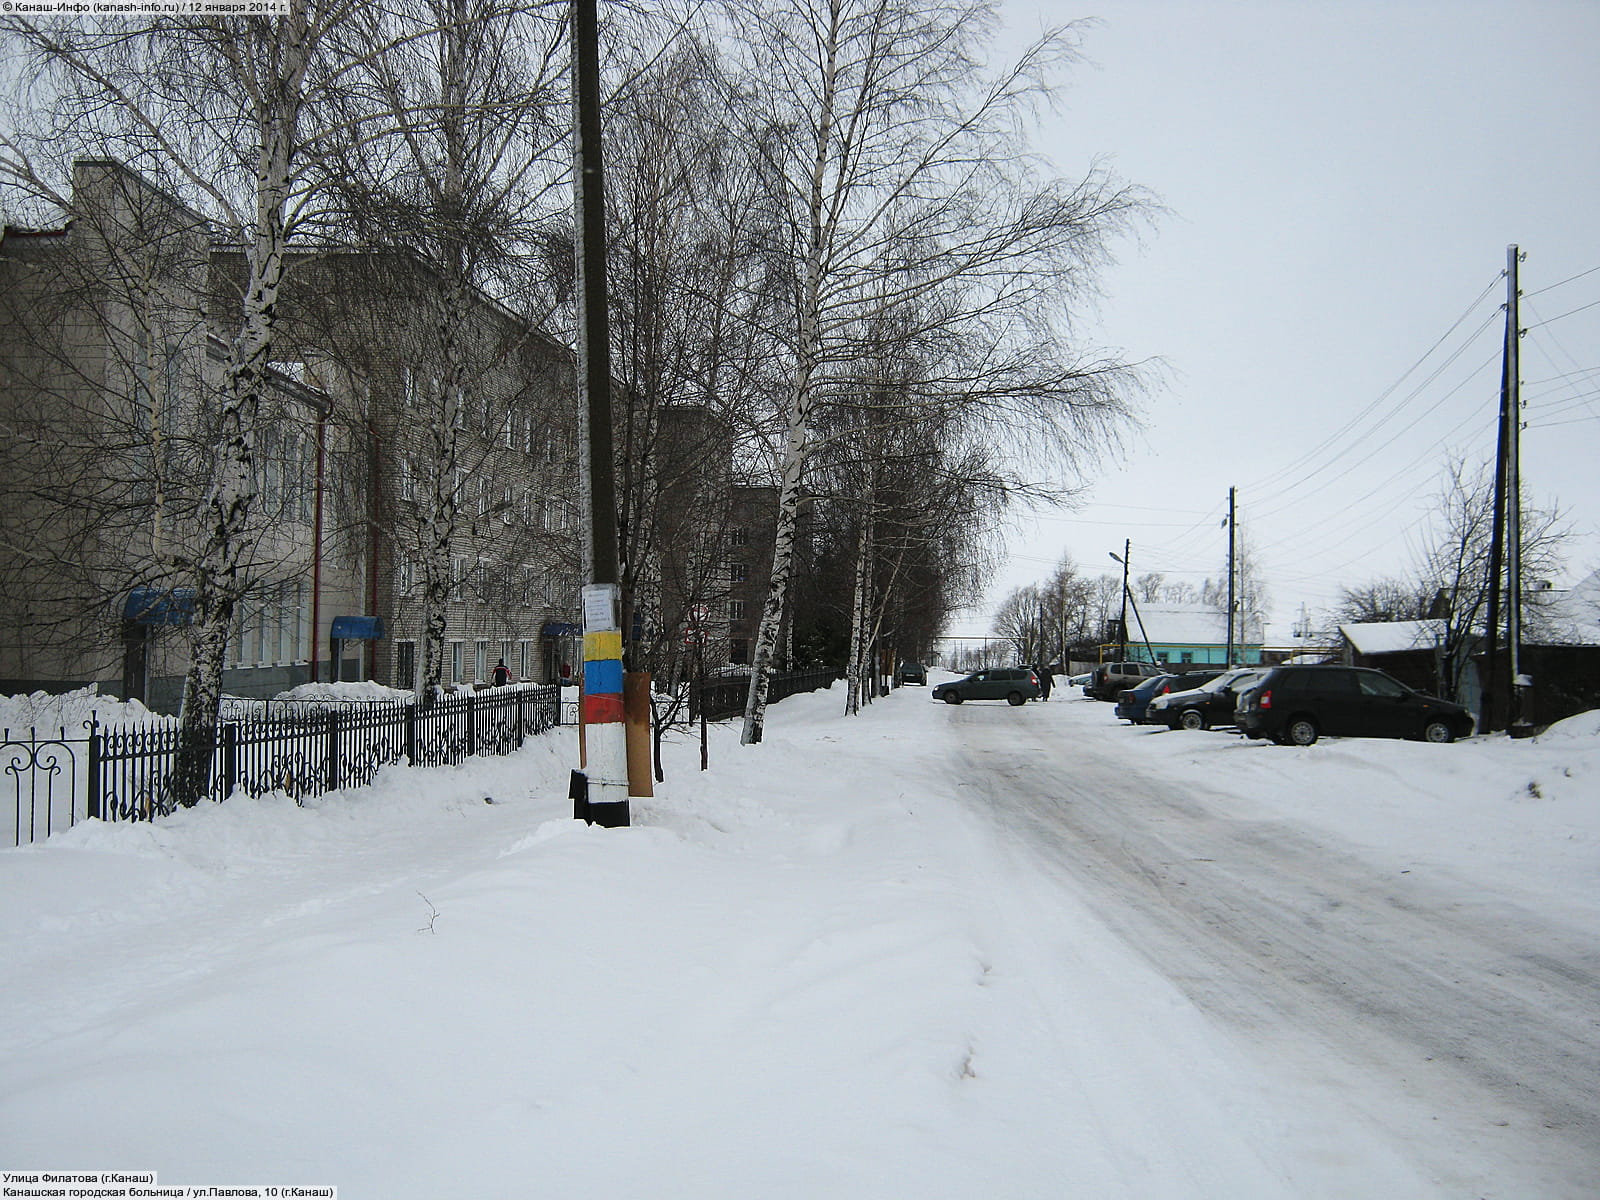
[1147,667,1266,731]
[1145,668,1227,708]
[897,662,928,686]
[933,667,1040,706]
[1235,664,1474,746]
[1086,660,1164,700]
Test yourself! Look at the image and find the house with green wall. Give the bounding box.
[1121,602,1266,667]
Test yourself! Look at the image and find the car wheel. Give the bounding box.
[943,692,962,705]
[1178,709,1207,732]
[1423,719,1455,744]
[1006,691,1025,706]
[1286,716,1319,746]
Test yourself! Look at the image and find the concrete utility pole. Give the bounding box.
[1226,486,1236,666]
[1505,245,1532,736]
[572,0,628,825]
[1483,245,1530,736]
[1113,540,1129,658]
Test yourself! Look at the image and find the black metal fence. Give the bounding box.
[690,668,837,722]
[6,673,837,847]
[5,685,560,847]
[3,726,86,847]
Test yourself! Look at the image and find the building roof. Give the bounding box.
[1529,571,1600,645]
[1339,619,1446,655]
[1131,603,1263,648]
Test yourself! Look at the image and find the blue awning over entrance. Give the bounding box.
[541,621,581,638]
[330,615,385,640]
[124,586,196,626]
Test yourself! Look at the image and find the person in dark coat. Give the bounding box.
[1036,662,1053,700]
[491,659,512,686]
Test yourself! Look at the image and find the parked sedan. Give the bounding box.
[1114,673,1180,724]
[933,667,1041,706]
[1148,667,1265,731]
[1236,664,1475,745]
[896,661,928,686]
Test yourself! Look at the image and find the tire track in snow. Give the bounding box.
[944,700,1600,1199]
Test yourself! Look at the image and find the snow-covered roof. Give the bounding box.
[1339,619,1446,655]
[1131,603,1263,647]
[1529,571,1600,645]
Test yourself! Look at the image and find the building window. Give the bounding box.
[475,640,489,683]
[396,640,416,690]
[518,639,534,680]
[731,639,750,665]
[729,526,749,547]
[729,600,747,621]
[728,561,748,583]
[450,641,465,684]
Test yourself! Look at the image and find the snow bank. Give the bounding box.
[0,686,171,735]
[273,680,416,702]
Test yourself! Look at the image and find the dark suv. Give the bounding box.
[1236,665,1474,746]
[1086,660,1164,700]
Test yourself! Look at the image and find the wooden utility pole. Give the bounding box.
[573,0,629,825]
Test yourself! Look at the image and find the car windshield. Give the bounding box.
[1203,669,1253,692]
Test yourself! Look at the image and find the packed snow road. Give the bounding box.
[941,693,1600,1199]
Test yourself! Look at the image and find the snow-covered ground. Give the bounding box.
[2,679,1595,1197]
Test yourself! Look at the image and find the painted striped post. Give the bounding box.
[580,583,629,826]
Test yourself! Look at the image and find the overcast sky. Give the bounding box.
[955,0,1600,640]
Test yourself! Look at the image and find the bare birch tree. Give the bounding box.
[2,4,369,803]
[725,0,1146,742]
[311,0,574,700]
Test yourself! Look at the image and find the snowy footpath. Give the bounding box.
[2,682,1596,1198]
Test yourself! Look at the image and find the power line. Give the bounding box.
[1248,342,1501,529]
[1525,262,1600,298]
[1242,274,1503,497]
[1525,296,1600,328]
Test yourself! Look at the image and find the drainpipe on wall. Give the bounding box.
[367,419,381,682]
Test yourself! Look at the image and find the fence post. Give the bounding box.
[86,719,102,821]
[405,701,417,765]
[466,689,477,759]
[221,722,239,801]
[326,708,340,791]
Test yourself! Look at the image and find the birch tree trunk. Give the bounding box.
[170,11,312,807]
[739,1,839,745]
[740,339,821,743]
